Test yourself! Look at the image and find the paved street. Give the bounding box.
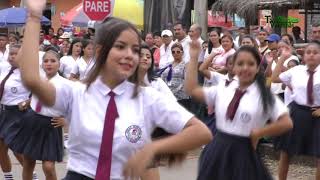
[9,150,199,180]
[7,147,318,180]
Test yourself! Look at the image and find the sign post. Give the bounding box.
[83,0,114,21]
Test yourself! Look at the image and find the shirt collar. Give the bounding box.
[233,80,257,93]
[94,76,129,96]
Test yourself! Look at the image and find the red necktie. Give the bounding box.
[226,88,246,121]
[307,70,315,105]
[95,91,119,180]
[0,67,16,101]
[35,101,42,113]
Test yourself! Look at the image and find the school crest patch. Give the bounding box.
[240,112,251,123]
[125,125,142,143]
[11,87,17,93]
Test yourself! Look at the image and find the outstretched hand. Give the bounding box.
[26,0,46,17]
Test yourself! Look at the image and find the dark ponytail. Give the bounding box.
[234,46,275,113]
[255,71,275,113]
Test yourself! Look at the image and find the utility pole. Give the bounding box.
[193,0,208,38]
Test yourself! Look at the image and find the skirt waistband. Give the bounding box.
[290,101,319,111]
[0,105,19,111]
[215,131,251,144]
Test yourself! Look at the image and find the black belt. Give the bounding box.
[1,105,19,111]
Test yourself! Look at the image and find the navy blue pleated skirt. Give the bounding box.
[0,105,28,143]
[63,171,93,180]
[8,109,63,162]
[198,131,273,180]
[275,101,320,157]
[203,112,216,135]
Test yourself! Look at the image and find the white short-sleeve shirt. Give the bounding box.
[159,41,175,69]
[59,56,79,78]
[279,64,320,107]
[143,75,176,102]
[271,55,299,94]
[0,48,9,64]
[0,67,30,105]
[71,57,94,80]
[203,81,288,137]
[30,74,71,117]
[209,71,238,87]
[55,77,193,179]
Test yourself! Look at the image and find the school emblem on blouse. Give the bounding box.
[10,87,17,93]
[240,112,251,123]
[125,125,142,143]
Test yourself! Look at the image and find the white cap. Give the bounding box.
[60,32,72,39]
[161,29,173,37]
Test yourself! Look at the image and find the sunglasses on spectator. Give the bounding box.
[172,50,182,54]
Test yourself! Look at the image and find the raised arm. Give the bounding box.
[184,40,206,102]
[271,47,292,83]
[199,53,215,79]
[18,0,56,106]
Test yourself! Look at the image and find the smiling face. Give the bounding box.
[233,51,259,86]
[221,36,233,51]
[103,29,140,82]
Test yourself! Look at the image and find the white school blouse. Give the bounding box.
[71,57,94,80]
[203,81,288,137]
[54,77,193,179]
[279,65,320,107]
[209,71,238,86]
[59,56,79,78]
[143,75,176,102]
[30,74,70,117]
[271,55,299,95]
[0,67,30,105]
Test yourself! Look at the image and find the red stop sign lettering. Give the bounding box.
[83,0,111,21]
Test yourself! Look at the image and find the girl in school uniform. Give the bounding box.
[20,1,213,180]
[271,41,320,180]
[59,38,82,78]
[8,49,68,180]
[137,43,176,180]
[185,43,293,180]
[137,43,176,102]
[282,59,300,106]
[0,44,37,180]
[199,55,236,133]
[70,39,95,81]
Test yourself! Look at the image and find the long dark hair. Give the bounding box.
[67,38,83,56]
[140,43,157,82]
[233,46,275,113]
[208,28,221,54]
[85,17,142,92]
